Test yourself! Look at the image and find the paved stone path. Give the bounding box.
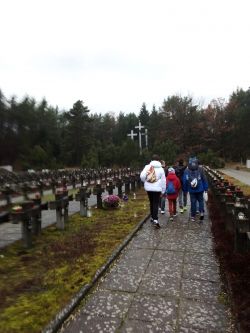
[60,205,233,333]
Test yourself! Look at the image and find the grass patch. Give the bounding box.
[0,189,148,333]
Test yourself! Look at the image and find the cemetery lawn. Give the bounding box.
[0,189,148,333]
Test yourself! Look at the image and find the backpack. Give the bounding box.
[146,166,157,183]
[165,180,176,195]
[186,168,202,188]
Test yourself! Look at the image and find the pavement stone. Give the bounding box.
[60,203,233,333]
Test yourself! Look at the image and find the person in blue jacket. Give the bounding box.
[182,157,208,222]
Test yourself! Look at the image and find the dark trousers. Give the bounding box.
[147,191,161,220]
[190,192,204,217]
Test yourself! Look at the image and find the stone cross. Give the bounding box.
[127,129,138,140]
[135,121,144,154]
[145,128,148,148]
[141,128,148,148]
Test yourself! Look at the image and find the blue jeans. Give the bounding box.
[178,188,187,208]
[190,192,204,218]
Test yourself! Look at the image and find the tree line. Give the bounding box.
[0,87,249,170]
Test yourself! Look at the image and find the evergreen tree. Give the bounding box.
[63,100,91,166]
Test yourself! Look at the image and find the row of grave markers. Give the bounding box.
[204,166,250,253]
[1,171,142,248]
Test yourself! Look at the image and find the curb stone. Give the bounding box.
[42,213,150,333]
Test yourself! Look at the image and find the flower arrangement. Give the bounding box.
[102,194,120,209]
[122,194,129,201]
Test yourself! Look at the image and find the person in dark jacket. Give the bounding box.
[165,167,181,221]
[174,159,187,213]
[182,157,208,222]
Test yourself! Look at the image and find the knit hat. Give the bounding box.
[168,167,175,174]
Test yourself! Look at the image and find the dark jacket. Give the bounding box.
[182,166,208,193]
[174,164,187,185]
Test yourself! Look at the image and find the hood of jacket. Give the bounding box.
[167,173,177,181]
[149,160,162,168]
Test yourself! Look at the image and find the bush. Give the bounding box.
[198,149,225,168]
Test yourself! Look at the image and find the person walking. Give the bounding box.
[182,157,208,222]
[174,159,187,213]
[140,154,166,228]
[165,167,181,221]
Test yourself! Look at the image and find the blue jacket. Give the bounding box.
[182,166,208,193]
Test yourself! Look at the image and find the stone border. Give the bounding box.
[42,213,150,333]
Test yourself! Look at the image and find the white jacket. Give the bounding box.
[140,160,166,193]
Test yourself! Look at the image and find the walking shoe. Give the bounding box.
[196,210,200,215]
[191,217,195,222]
[161,210,165,214]
[183,206,187,211]
[169,216,174,221]
[199,213,204,221]
[153,220,161,228]
[180,208,184,213]
[150,217,154,224]
[173,213,177,217]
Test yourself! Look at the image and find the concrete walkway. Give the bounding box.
[59,205,232,333]
[219,168,250,186]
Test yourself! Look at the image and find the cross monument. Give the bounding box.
[127,129,138,140]
[135,121,144,155]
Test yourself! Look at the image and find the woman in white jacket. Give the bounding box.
[140,154,166,228]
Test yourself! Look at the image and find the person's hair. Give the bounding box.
[178,159,184,165]
[152,154,160,161]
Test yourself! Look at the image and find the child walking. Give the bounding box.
[165,167,181,221]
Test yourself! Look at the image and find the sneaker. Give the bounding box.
[153,220,161,228]
[169,216,174,221]
[196,211,200,215]
[150,217,154,223]
[161,210,165,214]
[199,213,204,221]
[180,208,184,213]
[191,217,195,222]
[183,206,187,211]
[173,213,177,217]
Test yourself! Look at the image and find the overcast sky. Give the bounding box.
[1,0,250,114]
